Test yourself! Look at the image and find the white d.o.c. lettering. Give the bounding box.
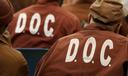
[65,37,113,67]
[83,37,96,63]
[29,13,41,35]
[44,14,55,37]
[100,39,113,67]
[15,13,56,37]
[15,13,27,33]
[65,39,79,62]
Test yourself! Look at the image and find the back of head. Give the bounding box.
[89,0,123,32]
[0,0,13,34]
[90,0,123,24]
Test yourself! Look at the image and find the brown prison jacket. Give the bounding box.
[0,31,28,76]
[35,24,128,76]
[8,0,82,48]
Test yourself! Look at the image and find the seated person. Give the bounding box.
[35,0,128,76]
[8,0,82,48]
[0,0,28,76]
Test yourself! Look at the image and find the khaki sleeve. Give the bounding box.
[13,49,29,76]
[0,46,28,76]
[17,63,29,76]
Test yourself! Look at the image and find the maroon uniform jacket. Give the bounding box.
[35,24,128,76]
[8,0,82,48]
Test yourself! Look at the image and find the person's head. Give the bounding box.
[89,0,123,33]
[0,0,13,34]
[37,0,63,6]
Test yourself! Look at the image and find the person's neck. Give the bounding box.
[90,18,121,33]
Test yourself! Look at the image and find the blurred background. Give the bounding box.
[9,0,64,12]
[9,0,36,12]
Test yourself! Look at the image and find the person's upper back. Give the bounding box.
[8,0,82,48]
[35,24,128,76]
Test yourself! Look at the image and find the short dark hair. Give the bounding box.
[93,18,119,26]
[58,0,63,6]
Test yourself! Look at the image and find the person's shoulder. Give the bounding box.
[95,30,128,47]
[57,31,83,43]
[11,48,24,59]
[117,35,128,43]
[10,48,28,66]
[0,44,24,61]
[6,46,25,61]
[0,45,28,75]
[58,28,128,43]
[53,6,79,21]
[14,4,36,16]
[105,31,128,42]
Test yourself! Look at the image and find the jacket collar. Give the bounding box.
[84,23,111,31]
[37,0,59,7]
[37,0,59,5]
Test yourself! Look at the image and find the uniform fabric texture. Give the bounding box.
[35,24,128,76]
[8,0,82,48]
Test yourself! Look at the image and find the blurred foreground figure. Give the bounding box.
[0,0,28,76]
[62,0,95,27]
[8,0,82,48]
[35,0,128,76]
